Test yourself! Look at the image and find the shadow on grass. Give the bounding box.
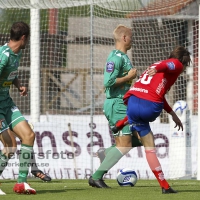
[36,188,85,194]
[175,190,200,193]
[0,179,65,183]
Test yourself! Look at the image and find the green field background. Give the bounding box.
[0,179,200,200]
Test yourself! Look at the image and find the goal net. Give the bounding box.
[0,0,198,180]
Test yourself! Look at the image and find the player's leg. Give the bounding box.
[0,117,17,196]
[12,120,36,194]
[0,129,17,196]
[96,147,107,163]
[97,133,142,163]
[0,130,17,174]
[141,131,177,194]
[89,99,132,188]
[0,115,17,176]
[0,127,51,184]
[111,116,129,133]
[30,152,51,182]
[25,121,51,182]
[127,95,176,194]
[97,100,143,163]
[6,105,36,194]
[9,125,51,182]
[89,131,132,188]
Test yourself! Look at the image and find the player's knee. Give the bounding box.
[23,131,35,143]
[116,136,132,148]
[116,140,132,154]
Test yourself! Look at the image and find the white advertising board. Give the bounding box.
[0,115,197,180]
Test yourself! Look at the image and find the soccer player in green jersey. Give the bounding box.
[0,21,37,194]
[89,24,142,188]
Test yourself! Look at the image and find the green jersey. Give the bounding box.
[0,44,21,101]
[104,50,134,99]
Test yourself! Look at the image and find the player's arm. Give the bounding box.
[104,59,137,88]
[0,53,9,76]
[104,59,122,88]
[169,110,183,131]
[12,78,28,96]
[155,60,183,74]
[12,77,21,89]
[163,97,183,131]
[163,97,172,113]
[114,68,137,87]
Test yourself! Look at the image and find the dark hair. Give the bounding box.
[10,21,30,41]
[169,46,191,67]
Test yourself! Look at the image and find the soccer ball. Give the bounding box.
[173,100,187,116]
[116,168,137,187]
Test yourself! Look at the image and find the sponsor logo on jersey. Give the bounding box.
[7,70,18,80]
[130,87,148,93]
[2,81,12,87]
[156,78,167,95]
[166,62,175,70]
[11,106,19,112]
[106,61,114,72]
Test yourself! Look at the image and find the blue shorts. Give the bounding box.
[127,95,163,137]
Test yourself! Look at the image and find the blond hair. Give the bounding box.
[113,24,132,42]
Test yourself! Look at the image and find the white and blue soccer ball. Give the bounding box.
[116,168,137,187]
[173,100,188,116]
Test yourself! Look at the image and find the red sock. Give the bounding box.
[116,116,128,130]
[145,149,170,189]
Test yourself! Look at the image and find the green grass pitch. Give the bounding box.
[0,179,200,200]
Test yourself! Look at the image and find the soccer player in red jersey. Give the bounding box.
[121,46,191,193]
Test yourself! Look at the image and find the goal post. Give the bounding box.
[197,3,200,181]
[168,101,192,179]
[0,0,199,180]
[30,8,40,123]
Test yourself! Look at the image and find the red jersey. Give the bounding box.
[123,58,183,113]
